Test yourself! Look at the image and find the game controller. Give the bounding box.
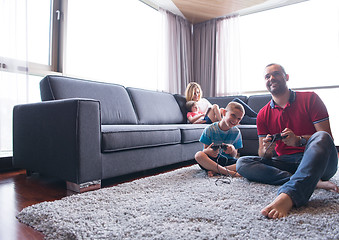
[269,133,287,142]
[211,143,229,150]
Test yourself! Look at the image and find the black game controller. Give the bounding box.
[211,143,229,150]
[269,133,287,142]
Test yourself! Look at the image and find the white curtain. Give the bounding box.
[159,8,193,94]
[0,0,28,155]
[216,15,241,96]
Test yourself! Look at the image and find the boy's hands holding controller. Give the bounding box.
[203,143,219,158]
[222,144,237,158]
[204,143,236,158]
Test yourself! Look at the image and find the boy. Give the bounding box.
[195,102,245,177]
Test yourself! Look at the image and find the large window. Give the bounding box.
[239,0,339,92]
[27,0,63,74]
[1,0,160,155]
[27,0,52,65]
[65,0,161,90]
[0,0,59,155]
[239,0,339,145]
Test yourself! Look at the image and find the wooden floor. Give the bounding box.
[0,161,194,240]
[0,169,68,240]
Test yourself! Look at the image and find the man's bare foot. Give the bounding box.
[261,193,293,219]
[316,180,339,192]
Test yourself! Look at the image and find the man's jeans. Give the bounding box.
[236,131,338,207]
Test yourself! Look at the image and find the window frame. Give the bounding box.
[27,0,65,77]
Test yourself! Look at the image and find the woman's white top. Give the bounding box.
[197,98,212,113]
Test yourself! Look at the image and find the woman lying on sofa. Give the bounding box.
[185,100,220,124]
[185,82,222,124]
[185,82,257,125]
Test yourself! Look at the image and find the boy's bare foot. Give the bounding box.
[226,169,241,177]
[316,180,339,192]
[207,170,218,177]
[261,193,293,219]
[207,169,241,177]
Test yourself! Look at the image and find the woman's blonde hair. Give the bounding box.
[185,82,202,102]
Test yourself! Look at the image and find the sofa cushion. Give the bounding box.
[176,124,207,143]
[173,94,188,123]
[247,94,272,113]
[238,125,258,140]
[101,125,181,152]
[40,75,138,125]
[127,87,185,124]
[207,96,248,108]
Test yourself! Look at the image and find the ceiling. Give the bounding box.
[143,0,307,24]
[171,0,267,23]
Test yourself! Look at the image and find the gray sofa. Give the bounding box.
[13,75,271,192]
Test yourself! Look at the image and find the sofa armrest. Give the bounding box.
[13,98,102,184]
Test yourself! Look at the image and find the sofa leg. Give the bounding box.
[26,170,34,176]
[66,180,101,193]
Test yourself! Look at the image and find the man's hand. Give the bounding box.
[259,135,276,158]
[264,135,276,151]
[281,128,300,147]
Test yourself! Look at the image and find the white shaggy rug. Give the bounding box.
[17,165,339,240]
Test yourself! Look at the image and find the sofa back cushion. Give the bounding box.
[247,94,272,113]
[40,75,138,125]
[127,87,185,124]
[207,96,248,108]
[173,94,188,123]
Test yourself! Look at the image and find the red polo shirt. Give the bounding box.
[257,90,329,156]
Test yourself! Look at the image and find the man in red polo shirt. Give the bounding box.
[236,63,338,219]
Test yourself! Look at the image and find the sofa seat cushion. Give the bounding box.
[101,125,181,152]
[176,124,207,143]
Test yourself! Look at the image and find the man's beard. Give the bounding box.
[267,82,287,96]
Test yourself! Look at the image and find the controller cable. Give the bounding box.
[214,147,237,185]
[261,135,276,160]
